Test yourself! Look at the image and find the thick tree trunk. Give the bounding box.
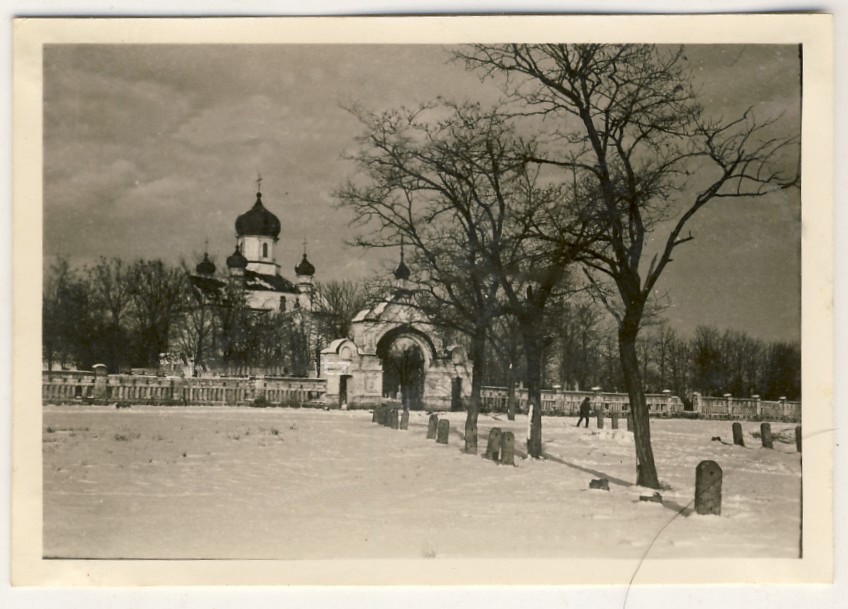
[465,332,485,453]
[524,336,543,458]
[619,321,661,489]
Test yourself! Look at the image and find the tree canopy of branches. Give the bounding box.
[460,44,799,486]
[338,102,529,452]
[314,279,371,340]
[338,101,596,455]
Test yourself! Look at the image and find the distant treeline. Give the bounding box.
[42,257,317,376]
[481,297,801,402]
[44,256,800,401]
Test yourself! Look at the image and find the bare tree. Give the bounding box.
[87,257,133,372]
[127,259,188,368]
[338,101,533,453]
[460,44,799,487]
[315,279,370,340]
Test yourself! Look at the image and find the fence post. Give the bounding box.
[92,364,108,400]
[695,460,722,515]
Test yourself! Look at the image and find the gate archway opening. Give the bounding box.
[377,329,433,411]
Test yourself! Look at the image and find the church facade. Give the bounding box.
[188,184,470,410]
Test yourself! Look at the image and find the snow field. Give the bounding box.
[42,406,801,559]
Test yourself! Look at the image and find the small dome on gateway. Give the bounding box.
[226,245,248,269]
[393,258,410,281]
[394,239,410,281]
[235,191,281,239]
[195,252,216,275]
[295,253,315,277]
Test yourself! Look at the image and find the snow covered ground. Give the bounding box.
[42,406,802,560]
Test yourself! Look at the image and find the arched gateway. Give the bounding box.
[321,285,471,411]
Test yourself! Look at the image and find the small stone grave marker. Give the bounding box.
[389,408,399,429]
[639,492,663,504]
[427,414,439,439]
[400,410,409,430]
[485,428,502,461]
[695,460,722,516]
[596,410,604,429]
[760,422,773,449]
[732,422,745,447]
[500,431,515,466]
[436,419,450,444]
[611,413,619,429]
[589,478,609,491]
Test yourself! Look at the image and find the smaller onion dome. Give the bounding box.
[295,253,315,277]
[226,245,248,269]
[195,252,216,275]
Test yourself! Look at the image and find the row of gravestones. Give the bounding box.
[424,414,516,466]
[730,421,802,452]
[693,423,803,517]
[372,404,410,430]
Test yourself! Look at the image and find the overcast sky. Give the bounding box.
[43,44,801,342]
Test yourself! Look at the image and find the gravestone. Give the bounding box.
[639,492,663,504]
[596,410,604,429]
[372,408,379,423]
[589,478,610,491]
[795,425,802,452]
[500,431,515,466]
[485,427,502,461]
[389,408,399,429]
[732,422,745,447]
[400,410,409,430]
[436,419,450,444]
[695,460,723,515]
[611,413,619,430]
[760,422,773,449]
[427,414,439,439]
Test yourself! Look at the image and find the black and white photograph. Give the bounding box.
[10,14,835,589]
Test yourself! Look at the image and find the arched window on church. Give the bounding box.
[262,243,268,258]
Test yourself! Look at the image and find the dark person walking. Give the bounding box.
[577,397,591,428]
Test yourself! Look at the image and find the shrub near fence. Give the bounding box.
[42,370,326,407]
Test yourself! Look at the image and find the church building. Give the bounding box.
[191,185,318,313]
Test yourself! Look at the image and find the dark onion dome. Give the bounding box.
[235,192,281,239]
[295,253,315,277]
[195,252,216,275]
[393,257,411,281]
[226,245,248,269]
